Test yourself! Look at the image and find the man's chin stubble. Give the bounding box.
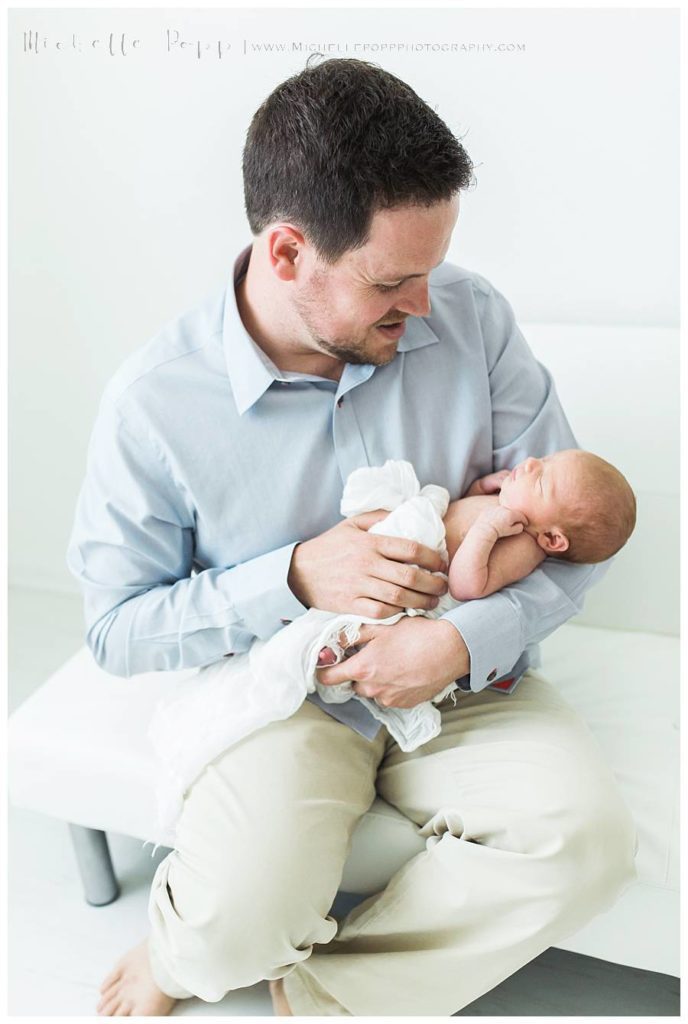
[316,337,398,367]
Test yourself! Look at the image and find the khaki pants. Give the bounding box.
[147,672,637,1015]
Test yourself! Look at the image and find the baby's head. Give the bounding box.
[498,449,636,563]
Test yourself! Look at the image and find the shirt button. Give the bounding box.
[487,668,497,682]
[280,618,292,625]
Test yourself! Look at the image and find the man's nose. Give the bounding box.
[396,280,431,318]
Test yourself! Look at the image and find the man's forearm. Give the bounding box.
[80,544,308,677]
[439,279,609,692]
[87,573,253,677]
[440,557,607,692]
[434,619,471,680]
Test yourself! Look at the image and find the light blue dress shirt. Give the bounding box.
[67,247,606,739]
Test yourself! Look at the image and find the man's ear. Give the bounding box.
[267,225,305,282]
[536,529,569,555]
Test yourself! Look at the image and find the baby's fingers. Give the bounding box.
[501,522,524,536]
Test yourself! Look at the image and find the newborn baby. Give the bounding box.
[448,448,636,600]
[317,449,635,665]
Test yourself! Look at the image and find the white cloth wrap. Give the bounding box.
[148,460,460,845]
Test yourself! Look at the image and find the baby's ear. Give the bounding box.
[536,529,569,555]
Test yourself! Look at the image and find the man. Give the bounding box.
[68,58,637,1016]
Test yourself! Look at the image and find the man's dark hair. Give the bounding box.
[242,57,473,263]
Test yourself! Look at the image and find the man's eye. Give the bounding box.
[377,283,401,293]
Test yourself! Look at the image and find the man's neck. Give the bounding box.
[236,254,345,383]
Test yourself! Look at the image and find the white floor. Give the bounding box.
[8,587,274,1016]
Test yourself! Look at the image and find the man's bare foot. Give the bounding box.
[96,938,178,1016]
[269,977,293,1016]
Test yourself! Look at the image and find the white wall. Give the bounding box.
[8,7,679,593]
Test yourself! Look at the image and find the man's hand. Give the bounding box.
[288,511,449,618]
[316,616,469,708]
[466,469,511,497]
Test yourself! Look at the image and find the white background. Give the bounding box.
[8,6,679,592]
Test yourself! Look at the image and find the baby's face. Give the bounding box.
[498,450,582,529]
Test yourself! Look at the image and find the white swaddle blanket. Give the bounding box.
[148,460,460,845]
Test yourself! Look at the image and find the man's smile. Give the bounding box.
[376,321,407,339]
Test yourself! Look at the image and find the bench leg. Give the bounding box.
[68,823,120,906]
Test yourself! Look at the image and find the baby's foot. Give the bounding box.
[96,938,178,1016]
[317,646,338,666]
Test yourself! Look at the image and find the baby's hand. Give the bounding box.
[479,505,529,538]
[466,469,511,497]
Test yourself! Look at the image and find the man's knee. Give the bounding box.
[535,762,638,930]
[425,748,638,926]
[151,821,341,998]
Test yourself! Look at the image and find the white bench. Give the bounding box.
[8,323,679,979]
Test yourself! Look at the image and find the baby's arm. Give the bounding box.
[448,505,546,600]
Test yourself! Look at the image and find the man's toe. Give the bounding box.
[97,996,121,1016]
[99,978,121,1001]
[99,968,123,993]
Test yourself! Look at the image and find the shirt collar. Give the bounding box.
[223,247,279,416]
[223,245,440,416]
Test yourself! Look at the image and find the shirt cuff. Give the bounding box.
[439,593,523,692]
[217,541,308,640]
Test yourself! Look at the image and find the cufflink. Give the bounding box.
[280,618,292,625]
